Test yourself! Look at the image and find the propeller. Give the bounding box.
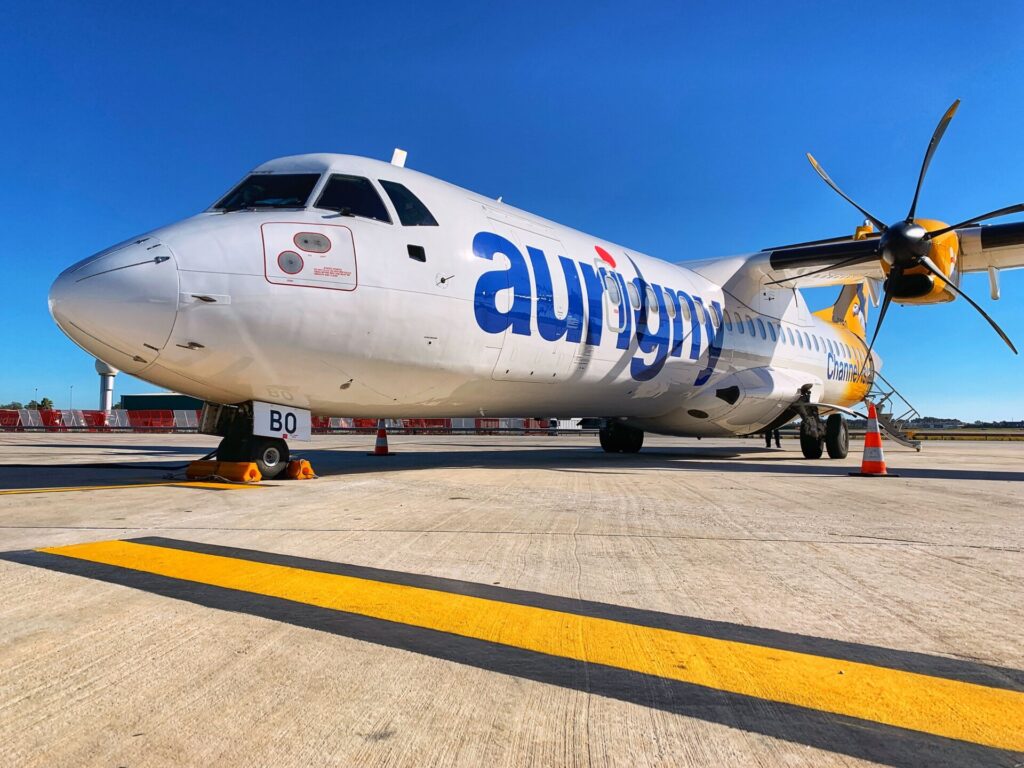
[917,256,1017,352]
[805,99,1019,373]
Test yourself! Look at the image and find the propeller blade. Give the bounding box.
[918,256,1017,353]
[859,289,893,378]
[806,153,888,232]
[907,99,960,221]
[766,251,877,286]
[924,203,1024,238]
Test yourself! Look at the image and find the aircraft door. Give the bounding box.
[602,263,628,335]
[491,225,580,382]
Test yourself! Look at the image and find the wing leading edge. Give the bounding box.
[760,219,1024,289]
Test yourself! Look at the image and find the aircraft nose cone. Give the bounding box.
[49,239,179,374]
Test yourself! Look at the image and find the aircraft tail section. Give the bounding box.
[814,282,868,339]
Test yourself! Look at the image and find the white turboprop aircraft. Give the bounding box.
[50,101,1024,477]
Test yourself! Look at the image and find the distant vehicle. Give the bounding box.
[49,101,1023,477]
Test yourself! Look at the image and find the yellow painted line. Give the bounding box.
[0,482,260,495]
[40,539,1024,751]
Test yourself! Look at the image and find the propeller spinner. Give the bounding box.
[804,99,1020,370]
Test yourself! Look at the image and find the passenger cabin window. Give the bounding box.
[315,175,391,222]
[768,323,776,342]
[214,173,320,211]
[723,310,732,330]
[645,286,659,313]
[680,301,691,322]
[746,316,755,336]
[756,318,766,339]
[695,304,706,324]
[812,336,820,352]
[604,275,621,303]
[664,289,676,317]
[627,282,641,309]
[379,180,438,226]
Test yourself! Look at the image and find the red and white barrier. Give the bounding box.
[0,410,584,435]
[0,409,202,432]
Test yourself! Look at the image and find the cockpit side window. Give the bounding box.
[379,180,439,226]
[314,174,392,223]
[214,173,320,211]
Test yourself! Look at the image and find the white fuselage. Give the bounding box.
[49,154,873,437]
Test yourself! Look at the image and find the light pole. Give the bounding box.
[69,385,73,411]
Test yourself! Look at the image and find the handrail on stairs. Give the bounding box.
[867,370,922,450]
[855,351,922,450]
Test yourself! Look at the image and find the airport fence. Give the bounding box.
[0,408,200,433]
[0,410,590,435]
[2,410,1021,439]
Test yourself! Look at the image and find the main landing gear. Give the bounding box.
[599,421,644,453]
[799,413,849,460]
[201,403,291,479]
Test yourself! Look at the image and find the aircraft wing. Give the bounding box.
[754,220,1024,288]
[761,235,882,287]
[958,221,1024,272]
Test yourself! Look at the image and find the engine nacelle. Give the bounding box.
[884,218,960,305]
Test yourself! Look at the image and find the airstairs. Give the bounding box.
[867,370,922,451]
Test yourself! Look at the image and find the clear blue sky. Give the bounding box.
[2,1,1022,420]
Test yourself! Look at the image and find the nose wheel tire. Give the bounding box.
[825,414,849,459]
[251,437,290,479]
[599,422,644,453]
[799,418,824,459]
[211,405,290,480]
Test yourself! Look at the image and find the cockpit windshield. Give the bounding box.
[213,173,321,211]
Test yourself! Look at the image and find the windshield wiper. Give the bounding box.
[220,203,303,213]
[322,207,354,219]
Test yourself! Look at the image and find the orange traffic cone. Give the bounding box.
[850,402,897,477]
[368,418,394,456]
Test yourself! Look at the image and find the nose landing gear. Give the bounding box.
[245,435,291,478]
[201,402,291,479]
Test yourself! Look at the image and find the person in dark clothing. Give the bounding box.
[764,428,781,448]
